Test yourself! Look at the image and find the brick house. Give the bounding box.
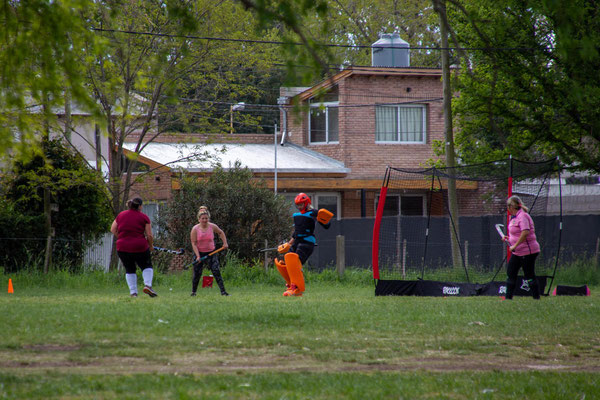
[119,65,452,221]
[277,66,446,218]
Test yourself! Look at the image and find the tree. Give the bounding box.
[1,138,112,272]
[156,163,291,263]
[450,0,600,172]
[0,0,99,159]
[79,1,287,269]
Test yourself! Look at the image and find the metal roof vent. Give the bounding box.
[371,33,410,67]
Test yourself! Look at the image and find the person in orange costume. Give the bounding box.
[275,193,333,296]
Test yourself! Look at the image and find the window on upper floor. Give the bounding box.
[309,103,339,144]
[375,104,426,144]
[308,88,339,144]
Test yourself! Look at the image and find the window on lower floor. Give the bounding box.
[281,192,340,219]
[315,194,339,219]
[141,202,165,235]
[375,195,425,216]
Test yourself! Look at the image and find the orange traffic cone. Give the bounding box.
[8,279,14,294]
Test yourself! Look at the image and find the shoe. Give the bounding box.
[283,284,302,297]
[190,292,196,297]
[143,286,158,297]
[221,291,230,296]
[130,293,138,298]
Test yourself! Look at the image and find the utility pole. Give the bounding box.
[433,0,462,270]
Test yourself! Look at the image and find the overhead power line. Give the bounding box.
[92,27,552,52]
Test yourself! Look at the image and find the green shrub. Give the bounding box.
[156,163,291,262]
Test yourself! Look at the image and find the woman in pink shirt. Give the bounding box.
[505,195,541,299]
[190,206,229,296]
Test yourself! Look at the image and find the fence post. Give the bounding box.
[465,240,469,268]
[264,239,269,272]
[402,239,407,279]
[336,235,345,277]
[596,237,599,268]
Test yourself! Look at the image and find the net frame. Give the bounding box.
[372,157,562,295]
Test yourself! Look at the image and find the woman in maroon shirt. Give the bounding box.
[110,197,157,298]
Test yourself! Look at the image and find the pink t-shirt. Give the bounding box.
[194,224,216,252]
[115,209,151,253]
[508,209,540,256]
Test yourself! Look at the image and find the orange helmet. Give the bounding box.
[294,192,311,213]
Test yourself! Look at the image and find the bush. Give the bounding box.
[156,163,292,261]
[1,138,112,272]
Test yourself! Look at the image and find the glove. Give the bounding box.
[278,243,291,254]
[317,208,334,225]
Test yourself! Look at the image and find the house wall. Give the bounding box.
[283,71,445,217]
[127,169,174,203]
[285,73,445,179]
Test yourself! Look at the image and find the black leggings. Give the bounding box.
[192,252,226,293]
[117,249,152,274]
[506,252,540,299]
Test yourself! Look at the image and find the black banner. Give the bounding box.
[375,276,548,297]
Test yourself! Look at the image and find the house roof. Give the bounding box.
[294,66,443,102]
[123,142,350,174]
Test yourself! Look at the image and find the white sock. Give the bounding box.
[125,273,137,294]
[142,268,153,287]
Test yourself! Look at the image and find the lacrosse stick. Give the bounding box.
[257,247,279,253]
[489,224,510,283]
[257,242,319,253]
[153,246,184,255]
[183,246,227,270]
[495,224,509,243]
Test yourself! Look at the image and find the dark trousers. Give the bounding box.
[506,252,540,299]
[192,253,226,293]
[291,241,314,264]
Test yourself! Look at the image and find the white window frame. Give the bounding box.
[283,192,341,219]
[308,102,339,144]
[375,104,427,144]
[313,192,341,220]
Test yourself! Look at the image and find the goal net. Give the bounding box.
[372,158,561,295]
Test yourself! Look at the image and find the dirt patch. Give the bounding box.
[1,349,599,375]
[23,344,82,352]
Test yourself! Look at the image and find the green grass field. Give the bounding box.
[1,268,599,399]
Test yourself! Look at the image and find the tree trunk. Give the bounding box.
[43,188,52,274]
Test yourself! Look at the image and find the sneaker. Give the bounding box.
[130,293,138,298]
[283,286,293,297]
[283,284,302,297]
[221,291,230,296]
[190,292,197,297]
[143,286,158,297]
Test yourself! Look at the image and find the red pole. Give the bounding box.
[372,186,388,280]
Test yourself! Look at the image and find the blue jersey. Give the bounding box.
[292,209,330,244]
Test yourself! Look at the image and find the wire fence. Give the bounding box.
[1,214,599,273]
